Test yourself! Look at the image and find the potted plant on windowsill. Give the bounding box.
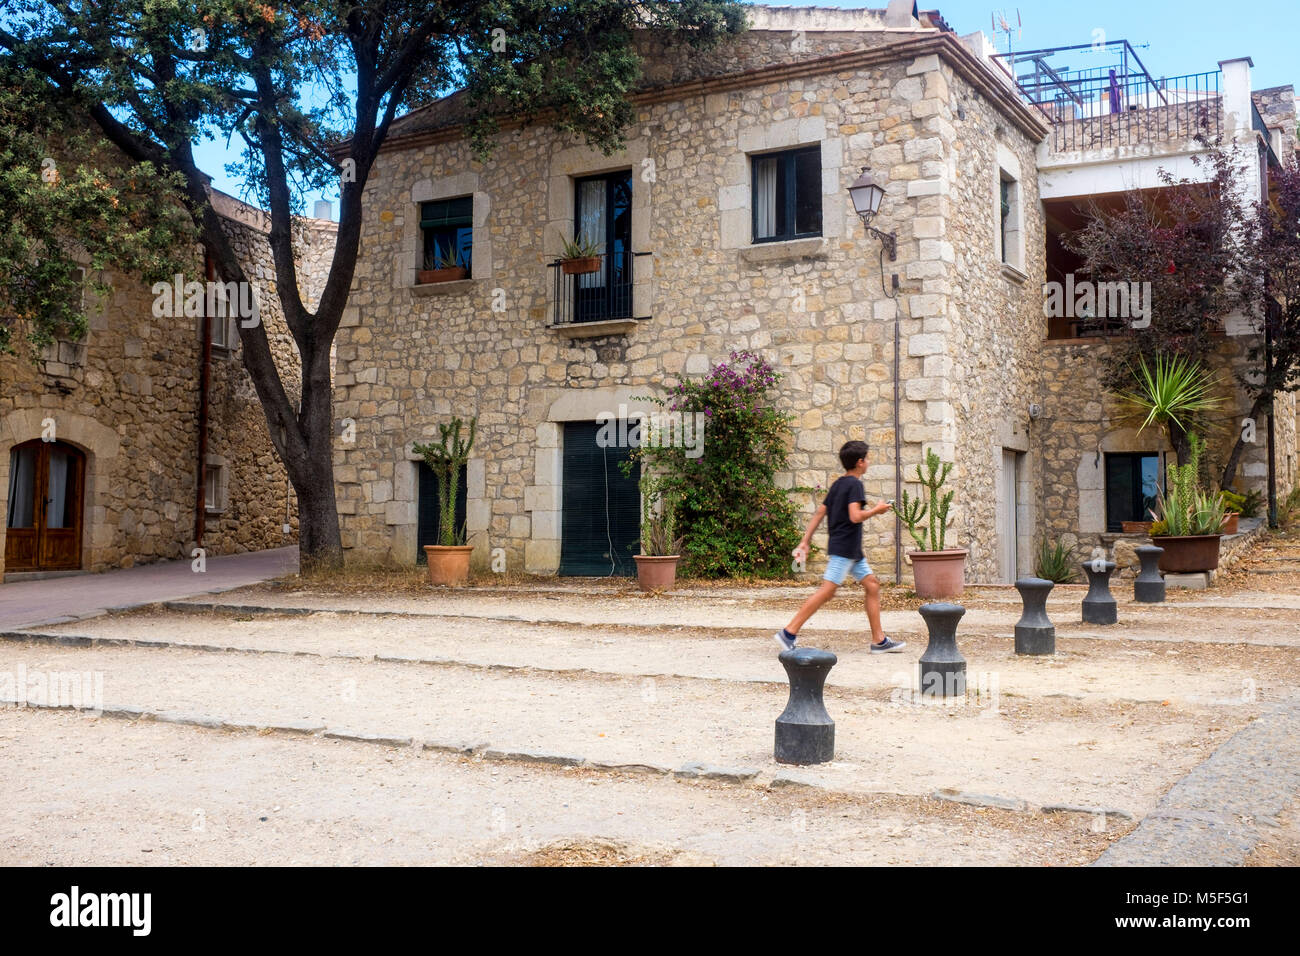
[559,234,601,275]
[412,417,476,586]
[893,449,968,599]
[417,243,468,284]
[1150,434,1225,573]
[632,472,684,592]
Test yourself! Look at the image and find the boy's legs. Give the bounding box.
[862,573,885,643]
[785,580,839,636]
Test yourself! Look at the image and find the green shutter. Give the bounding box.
[420,196,473,229]
[417,462,468,561]
[559,421,640,576]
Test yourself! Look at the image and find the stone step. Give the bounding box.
[20,606,1285,704]
[0,635,1247,814]
[0,708,1120,867]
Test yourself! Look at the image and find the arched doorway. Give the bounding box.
[5,439,85,571]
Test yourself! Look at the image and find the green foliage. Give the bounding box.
[1154,433,1226,536]
[1035,538,1076,583]
[426,242,465,270]
[638,471,684,557]
[1115,353,1222,444]
[892,449,954,551]
[631,350,801,578]
[0,62,195,363]
[560,233,602,259]
[412,418,477,547]
[1239,489,1265,520]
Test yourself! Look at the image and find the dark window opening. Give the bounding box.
[752,146,822,243]
[570,170,633,322]
[420,196,473,276]
[1105,452,1161,531]
[416,461,469,561]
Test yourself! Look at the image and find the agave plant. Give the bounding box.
[1035,538,1075,583]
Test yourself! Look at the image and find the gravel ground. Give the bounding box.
[3,531,1299,865]
[0,709,1128,867]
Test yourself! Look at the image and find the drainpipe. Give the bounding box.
[893,282,902,585]
[195,253,214,548]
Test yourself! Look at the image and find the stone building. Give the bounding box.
[336,2,1296,582]
[0,187,335,578]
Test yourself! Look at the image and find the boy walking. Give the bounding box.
[774,440,904,652]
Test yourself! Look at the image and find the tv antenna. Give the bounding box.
[991,8,1022,56]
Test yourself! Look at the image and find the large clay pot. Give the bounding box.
[1221,513,1240,535]
[1150,535,1221,573]
[634,554,679,592]
[424,545,473,586]
[908,548,969,599]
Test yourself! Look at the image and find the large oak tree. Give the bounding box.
[0,0,744,566]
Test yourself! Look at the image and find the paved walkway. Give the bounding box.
[0,546,297,630]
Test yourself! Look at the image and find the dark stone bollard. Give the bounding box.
[1014,577,1055,655]
[775,648,837,765]
[1081,560,1118,625]
[1134,546,1166,603]
[918,603,966,698]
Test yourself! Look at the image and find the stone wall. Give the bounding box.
[1037,335,1297,562]
[0,192,333,577]
[1253,85,1297,161]
[337,26,1048,582]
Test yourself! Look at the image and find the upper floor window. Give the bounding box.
[752,146,822,243]
[998,169,1023,272]
[421,196,473,276]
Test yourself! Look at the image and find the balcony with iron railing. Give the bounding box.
[994,41,1223,154]
[547,249,650,337]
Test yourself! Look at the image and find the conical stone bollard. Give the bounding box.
[1014,577,1056,655]
[1134,546,1166,603]
[1081,560,1118,625]
[918,602,966,698]
[775,648,837,765]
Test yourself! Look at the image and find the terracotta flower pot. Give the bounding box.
[424,545,473,586]
[1150,535,1222,573]
[1121,520,1154,534]
[634,554,679,592]
[560,256,600,275]
[908,548,968,599]
[1221,512,1240,535]
[417,267,468,284]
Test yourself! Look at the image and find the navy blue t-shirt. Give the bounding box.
[823,475,867,560]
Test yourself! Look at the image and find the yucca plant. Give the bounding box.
[1116,353,1222,446]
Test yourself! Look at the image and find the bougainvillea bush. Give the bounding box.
[638,350,802,578]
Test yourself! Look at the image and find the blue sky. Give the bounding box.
[197,0,1297,213]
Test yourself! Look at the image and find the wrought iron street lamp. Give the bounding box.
[848,168,897,260]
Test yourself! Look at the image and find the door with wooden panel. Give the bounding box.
[5,439,84,571]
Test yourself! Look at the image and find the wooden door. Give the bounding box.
[5,440,84,571]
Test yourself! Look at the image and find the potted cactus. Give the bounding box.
[893,449,968,599]
[417,242,469,284]
[412,417,477,585]
[632,472,684,592]
[559,233,602,275]
[1150,434,1224,573]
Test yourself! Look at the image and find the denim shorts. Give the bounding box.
[823,555,872,585]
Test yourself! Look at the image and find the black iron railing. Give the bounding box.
[1045,72,1221,152]
[549,250,641,325]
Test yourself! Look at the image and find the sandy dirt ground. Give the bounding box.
[3,531,1300,865]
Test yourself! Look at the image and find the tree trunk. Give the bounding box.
[1219,393,1269,490]
[295,472,343,571]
